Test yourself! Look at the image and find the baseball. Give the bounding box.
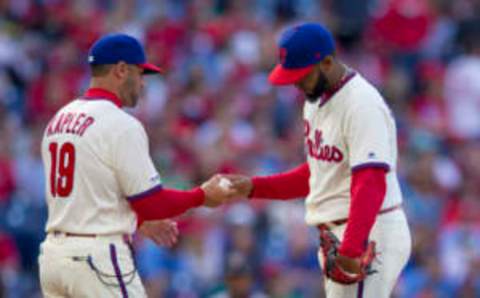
[219,177,233,190]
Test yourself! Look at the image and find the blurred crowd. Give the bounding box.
[0,0,480,297]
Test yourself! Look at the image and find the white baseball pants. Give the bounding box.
[39,233,147,298]
[317,208,411,298]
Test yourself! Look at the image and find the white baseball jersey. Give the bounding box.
[303,72,402,225]
[41,96,161,235]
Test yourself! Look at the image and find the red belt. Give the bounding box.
[52,231,97,238]
[317,203,402,230]
[50,231,132,243]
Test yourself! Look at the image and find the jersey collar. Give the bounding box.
[319,71,356,108]
[82,88,123,108]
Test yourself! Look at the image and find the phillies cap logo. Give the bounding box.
[279,48,287,65]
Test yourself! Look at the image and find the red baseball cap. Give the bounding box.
[269,23,336,85]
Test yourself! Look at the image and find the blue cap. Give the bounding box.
[88,33,163,74]
[269,23,335,85]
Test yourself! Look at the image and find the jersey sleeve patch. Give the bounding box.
[127,184,163,201]
[346,103,394,170]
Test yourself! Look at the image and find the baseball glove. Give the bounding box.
[319,229,377,285]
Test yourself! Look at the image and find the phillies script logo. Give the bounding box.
[304,120,344,162]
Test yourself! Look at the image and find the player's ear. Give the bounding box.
[113,61,129,80]
[319,55,334,72]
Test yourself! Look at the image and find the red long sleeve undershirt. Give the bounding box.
[249,163,386,258]
[250,163,310,199]
[338,167,386,258]
[128,187,205,227]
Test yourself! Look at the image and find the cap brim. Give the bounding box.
[268,64,314,85]
[139,63,164,75]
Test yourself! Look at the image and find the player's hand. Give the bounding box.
[319,229,376,284]
[218,174,253,198]
[201,174,237,207]
[138,219,179,247]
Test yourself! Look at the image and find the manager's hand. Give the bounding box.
[139,219,179,247]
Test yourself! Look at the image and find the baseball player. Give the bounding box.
[39,33,232,298]
[220,23,411,297]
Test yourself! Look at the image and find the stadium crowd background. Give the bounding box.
[0,0,479,297]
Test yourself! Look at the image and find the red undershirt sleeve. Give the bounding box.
[249,163,310,200]
[338,167,387,258]
[128,185,205,227]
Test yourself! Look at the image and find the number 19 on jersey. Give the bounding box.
[48,142,76,198]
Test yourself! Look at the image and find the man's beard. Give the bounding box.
[120,76,138,107]
[305,73,328,103]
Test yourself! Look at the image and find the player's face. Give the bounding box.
[295,65,329,102]
[119,65,145,107]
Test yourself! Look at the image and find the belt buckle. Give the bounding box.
[52,231,66,237]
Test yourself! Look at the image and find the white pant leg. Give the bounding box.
[39,235,147,298]
[318,209,411,298]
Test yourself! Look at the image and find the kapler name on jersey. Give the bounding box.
[46,112,95,137]
[304,120,343,162]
